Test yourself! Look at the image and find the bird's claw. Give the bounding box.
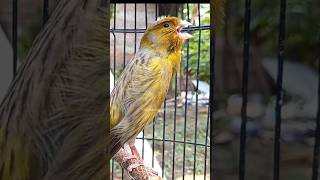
[144,166,159,177]
[113,146,162,180]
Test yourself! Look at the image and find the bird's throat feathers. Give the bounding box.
[137,46,182,74]
[140,30,184,57]
[139,33,183,73]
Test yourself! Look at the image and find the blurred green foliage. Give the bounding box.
[228,0,320,66]
[182,4,211,82]
[182,1,320,82]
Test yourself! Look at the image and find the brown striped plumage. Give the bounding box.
[0,1,108,179]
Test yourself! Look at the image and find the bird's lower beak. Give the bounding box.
[177,20,193,40]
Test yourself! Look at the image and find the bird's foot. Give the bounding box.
[129,144,160,178]
[144,165,159,177]
[113,144,161,180]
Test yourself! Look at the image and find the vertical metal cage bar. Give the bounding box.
[43,0,49,25]
[111,3,116,180]
[209,2,215,179]
[12,0,18,77]
[141,3,148,160]
[172,5,179,179]
[204,110,210,180]
[122,3,125,178]
[162,0,168,168]
[111,160,114,180]
[162,0,167,169]
[110,29,116,178]
[312,57,320,180]
[273,0,287,179]
[172,76,178,178]
[172,73,178,179]
[161,5,167,175]
[162,99,166,178]
[152,3,158,168]
[182,4,190,180]
[121,3,127,179]
[175,3,178,16]
[239,0,251,179]
[123,3,126,69]
[121,2,124,177]
[193,3,201,180]
[134,3,137,54]
[113,4,116,85]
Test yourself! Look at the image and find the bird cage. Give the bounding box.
[110,3,211,180]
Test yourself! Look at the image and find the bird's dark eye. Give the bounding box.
[163,23,170,28]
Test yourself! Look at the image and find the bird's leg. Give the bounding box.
[129,144,142,161]
[129,144,159,177]
[113,143,160,179]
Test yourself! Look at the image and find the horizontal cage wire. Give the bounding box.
[110,3,211,180]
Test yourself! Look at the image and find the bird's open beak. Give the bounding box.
[177,20,193,40]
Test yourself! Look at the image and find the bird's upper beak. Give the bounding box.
[176,20,193,40]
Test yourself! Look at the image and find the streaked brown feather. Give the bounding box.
[110,47,181,156]
[0,0,108,179]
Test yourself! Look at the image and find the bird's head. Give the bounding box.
[140,16,192,56]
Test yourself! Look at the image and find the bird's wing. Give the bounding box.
[110,55,172,156]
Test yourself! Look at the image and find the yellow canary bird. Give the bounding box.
[110,17,192,161]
